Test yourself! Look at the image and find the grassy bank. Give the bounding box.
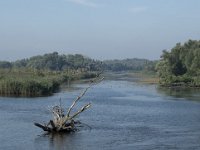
[0,69,97,97]
[125,71,159,84]
[103,71,159,84]
[136,71,159,84]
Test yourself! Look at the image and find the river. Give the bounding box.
[0,74,200,150]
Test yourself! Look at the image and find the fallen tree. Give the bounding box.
[34,76,104,133]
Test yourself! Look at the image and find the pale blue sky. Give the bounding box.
[0,0,200,61]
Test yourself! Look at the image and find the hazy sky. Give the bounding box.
[0,0,200,61]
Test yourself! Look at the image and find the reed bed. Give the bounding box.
[0,69,96,97]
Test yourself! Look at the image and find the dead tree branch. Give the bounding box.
[34,74,104,133]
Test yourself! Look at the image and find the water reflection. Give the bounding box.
[34,124,91,150]
[49,132,75,150]
[35,132,77,150]
[157,86,200,102]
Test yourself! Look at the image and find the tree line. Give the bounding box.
[0,52,156,72]
[156,39,200,87]
[103,58,156,72]
[0,52,102,71]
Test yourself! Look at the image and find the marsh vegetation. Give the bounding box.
[0,69,96,97]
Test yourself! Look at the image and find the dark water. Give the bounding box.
[1,77,200,150]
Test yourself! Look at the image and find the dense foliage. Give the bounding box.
[156,39,200,86]
[0,52,102,71]
[103,58,156,72]
[0,52,158,72]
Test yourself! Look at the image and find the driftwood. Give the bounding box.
[34,76,104,133]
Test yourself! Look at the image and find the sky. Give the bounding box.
[0,0,200,61]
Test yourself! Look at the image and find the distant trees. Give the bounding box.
[0,52,103,72]
[0,61,12,69]
[103,58,156,72]
[0,52,158,72]
[156,39,200,86]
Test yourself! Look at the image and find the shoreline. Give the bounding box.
[0,70,97,97]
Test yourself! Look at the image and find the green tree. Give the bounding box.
[157,39,200,86]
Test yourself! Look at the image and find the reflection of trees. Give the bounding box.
[157,86,200,101]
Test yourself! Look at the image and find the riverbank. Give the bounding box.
[0,69,97,97]
[135,72,159,84]
[103,71,159,84]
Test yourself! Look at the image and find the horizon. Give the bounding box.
[0,0,200,61]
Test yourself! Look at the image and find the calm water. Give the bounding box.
[0,76,200,150]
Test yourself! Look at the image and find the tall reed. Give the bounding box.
[0,69,96,97]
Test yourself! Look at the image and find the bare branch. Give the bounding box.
[63,103,91,125]
[66,76,104,117]
[70,103,91,119]
[66,86,90,117]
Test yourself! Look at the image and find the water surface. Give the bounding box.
[0,76,200,150]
